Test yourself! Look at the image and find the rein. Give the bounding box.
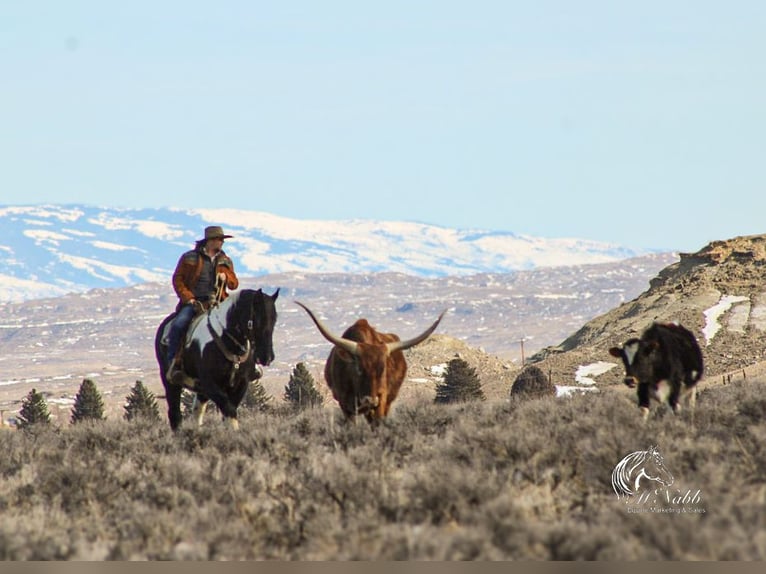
[207,316,252,366]
[206,291,257,385]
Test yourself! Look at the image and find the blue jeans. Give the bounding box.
[166,303,196,370]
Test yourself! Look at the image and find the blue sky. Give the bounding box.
[2,1,764,253]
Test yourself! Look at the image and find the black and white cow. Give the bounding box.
[609,322,704,420]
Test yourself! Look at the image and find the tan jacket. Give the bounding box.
[172,246,239,306]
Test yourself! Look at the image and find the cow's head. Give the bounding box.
[609,337,660,388]
[295,301,445,415]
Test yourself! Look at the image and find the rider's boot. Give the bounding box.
[165,351,184,385]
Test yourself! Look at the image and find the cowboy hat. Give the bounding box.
[202,225,233,241]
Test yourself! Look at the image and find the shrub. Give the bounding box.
[511,365,556,400]
[70,379,106,424]
[434,357,485,404]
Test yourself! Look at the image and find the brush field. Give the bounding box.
[1,378,765,560]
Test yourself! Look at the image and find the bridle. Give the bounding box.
[206,292,257,384]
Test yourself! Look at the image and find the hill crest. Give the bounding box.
[530,234,766,388]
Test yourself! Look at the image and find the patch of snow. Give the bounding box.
[49,397,75,405]
[56,253,166,284]
[0,205,84,222]
[91,241,142,252]
[556,385,600,397]
[24,229,72,245]
[0,274,73,302]
[430,364,448,376]
[702,295,750,345]
[0,380,22,387]
[575,361,616,385]
[534,293,579,300]
[87,213,185,241]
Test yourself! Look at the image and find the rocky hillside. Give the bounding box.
[529,234,766,390]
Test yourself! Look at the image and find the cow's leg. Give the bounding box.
[688,385,697,410]
[638,384,651,422]
[653,379,673,404]
[689,386,697,426]
[375,393,390,419]
[668,381,682,415]
[680,384,697,425]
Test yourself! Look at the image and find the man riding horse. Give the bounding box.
[165,225,239,383]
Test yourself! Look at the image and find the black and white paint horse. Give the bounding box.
[155,288,279,430]
[611,446,674,499]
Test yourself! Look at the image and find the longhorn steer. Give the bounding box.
[609,322,704,420]
[296,302,445,423]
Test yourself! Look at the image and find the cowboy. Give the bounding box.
[165,225,239,381]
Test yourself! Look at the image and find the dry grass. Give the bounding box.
[0,379,764,560]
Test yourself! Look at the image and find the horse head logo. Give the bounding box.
[611,446,674,499]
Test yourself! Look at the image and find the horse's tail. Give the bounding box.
[155,313,177,372]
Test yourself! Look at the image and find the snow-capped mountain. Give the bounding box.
[0,204,653,302]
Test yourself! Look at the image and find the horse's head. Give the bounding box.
[247,287,279,366]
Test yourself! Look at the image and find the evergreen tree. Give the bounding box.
[70,378,106,424]
[284,362,324,409]
[243,379,272,412]
[123,380,161,422]
[17,388,51,429]
[434,356,486,404]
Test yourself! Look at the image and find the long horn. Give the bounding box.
[295,301,359,356]
[387,309,447,354]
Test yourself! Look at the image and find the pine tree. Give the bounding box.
[243,379,272,412]
[70,378,106,424]
[434,356,486,404]
[17,388,51,429]
[284,362,324,409]
[123,380,161,422]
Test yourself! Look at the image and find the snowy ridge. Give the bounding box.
[0,204,652,303]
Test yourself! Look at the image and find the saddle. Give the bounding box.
[162,305,211,389]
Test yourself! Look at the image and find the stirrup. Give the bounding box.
[165,358,182,385]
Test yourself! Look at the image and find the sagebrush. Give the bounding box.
[0,380,764,559]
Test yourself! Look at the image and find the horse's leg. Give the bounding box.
[198,371,240,429]
[192,394,209,427]
[165,384,183,431]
